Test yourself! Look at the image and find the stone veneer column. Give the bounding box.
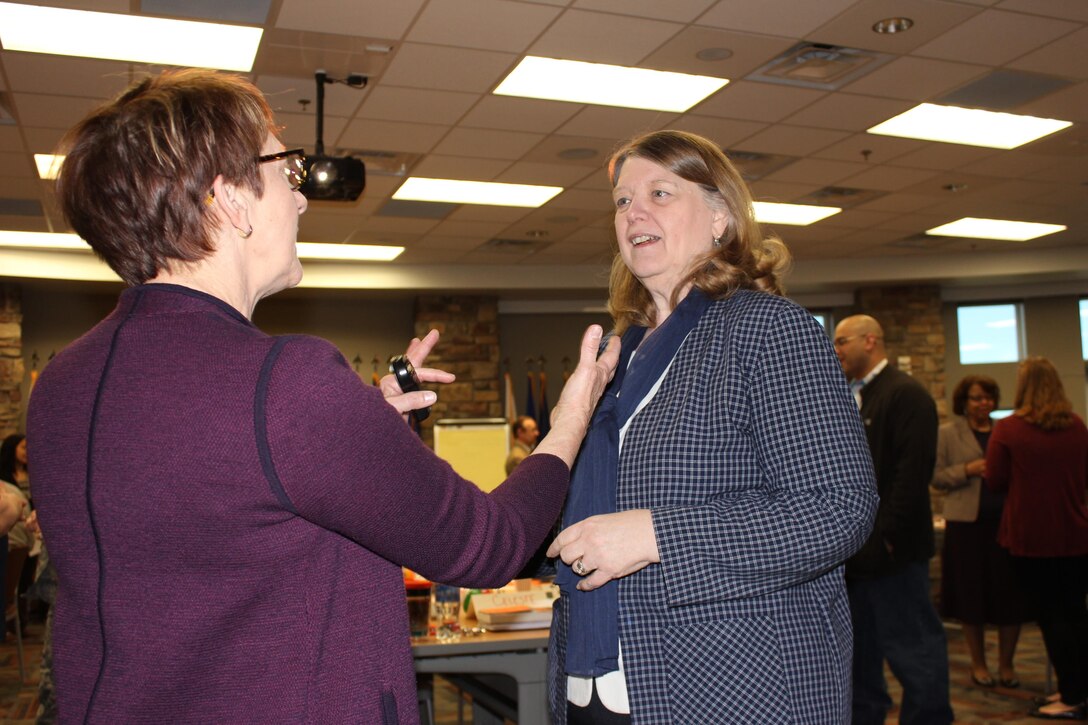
[413,295,501,447]
[855,285,947,418]
[0,283,24,439]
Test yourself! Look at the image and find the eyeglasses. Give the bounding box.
[257,148,307,191]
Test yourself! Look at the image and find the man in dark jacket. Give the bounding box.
[835,314,952,725]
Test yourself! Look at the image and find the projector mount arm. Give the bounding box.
[313,70,368,156]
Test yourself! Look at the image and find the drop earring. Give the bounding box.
[712,235,722,248]
[237,227,253,239]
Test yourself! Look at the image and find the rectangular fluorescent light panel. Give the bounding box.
[867,103,1071,149]
[927,217,1066,241]
[494,56,728,113]
[0,2,262,71]
[35,154,63,180]
[753,201,841,226]
[0,231,88,250]
[393,177,562,208]
[297,242,404,262]
[0,232,405,262]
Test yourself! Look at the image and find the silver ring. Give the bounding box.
[573,558,587,576]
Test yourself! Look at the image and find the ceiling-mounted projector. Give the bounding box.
[301,155,365,201]
[300,70,367,202]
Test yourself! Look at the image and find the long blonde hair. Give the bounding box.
[1013,356,1074,430]
[606,130,790,334]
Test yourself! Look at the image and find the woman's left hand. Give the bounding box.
[547,509,660,591]
[380,329,456,417]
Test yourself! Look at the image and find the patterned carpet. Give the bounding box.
[0,618,1059,723]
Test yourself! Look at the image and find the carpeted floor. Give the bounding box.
[0,618,1061,723]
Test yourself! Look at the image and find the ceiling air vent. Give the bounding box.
[746,42,894,91]
[798,186,887,208]
[482,237,548,254]
[724,150,797,180]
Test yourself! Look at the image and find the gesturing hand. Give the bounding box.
[547,509,660,591]
[380,329,456,419]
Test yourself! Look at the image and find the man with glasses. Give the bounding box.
[834,314,952,725]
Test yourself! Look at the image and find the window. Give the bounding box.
[957,303,1022,364]
[1081,299,1088,359]
[810,311,830,334]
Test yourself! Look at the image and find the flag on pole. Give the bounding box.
[525,369,537,423]
[504,370,517,424]
[538,371,551,437]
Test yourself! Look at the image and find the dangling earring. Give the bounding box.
[712,235,722,248]
[237,227,253,239]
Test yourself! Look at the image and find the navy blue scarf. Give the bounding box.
[557,288,712,677]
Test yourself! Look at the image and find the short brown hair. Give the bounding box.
[606,130,790,333]
[55,69,276,285]
[951,375,1000,416]
[1013,356,1074,430]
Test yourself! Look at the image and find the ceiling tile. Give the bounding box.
[0,152,34,179]
[10,93,100,130]
[749,179,823,202]
[913,9,1080,65]
[429,218,512,239]
[784,93,911,131]
[734,125,849,156]
[432,128,545,160]
[358,87,479,125]
[811,132,927,163]
[838,165,939,191]
[958,150,1062,179]
[810,0,983,54]
[548,188,614,211]
[843,57,988,101]
[891,143,998,171]
[259,75,367,117]
[460,96,582,134]
[529,9,682,65]
[572,0,715,23]
[994,0,1088,22]
[276,112,347,150]
[337,118,449,154]
[696,0,859,39]
[765,158,870,185]
[693,81,827,123]
[639,27,794,80]
[1017,81,1088,122]
[669,115,767,147]
[523,135,616,167]
[1006,26,1088,80]
[408,0,561,52]
[410,155,511,181]
[496,161,599,187]
[856,192,942,213]
[275,0,425,39]
[1,54,129,98]
[555,107,681,140]
[380,43,517,93]
[446,205,534,224]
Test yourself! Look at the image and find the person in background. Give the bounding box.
[506,415,540,474]
[931,375,1028,689]
[986,356,1088,721]
[28,68,619,723]
[0,485,24,535]
[0,434,30,497]
[834,315,953,725]
[0,435,31,551]
[546,130,878,724]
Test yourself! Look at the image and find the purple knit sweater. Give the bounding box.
[27,284,569,724]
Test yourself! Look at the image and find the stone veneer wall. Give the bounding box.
[855,285,947,419]
[0,283,23,439]
[413,295,502,447]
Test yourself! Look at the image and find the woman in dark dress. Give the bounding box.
[932,376,1029,689]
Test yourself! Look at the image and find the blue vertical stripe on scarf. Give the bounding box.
[557,288,712,677]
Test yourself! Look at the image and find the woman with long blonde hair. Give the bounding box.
[986,356,1088,720]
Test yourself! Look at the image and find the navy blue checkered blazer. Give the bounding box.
[548,289,878,724]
